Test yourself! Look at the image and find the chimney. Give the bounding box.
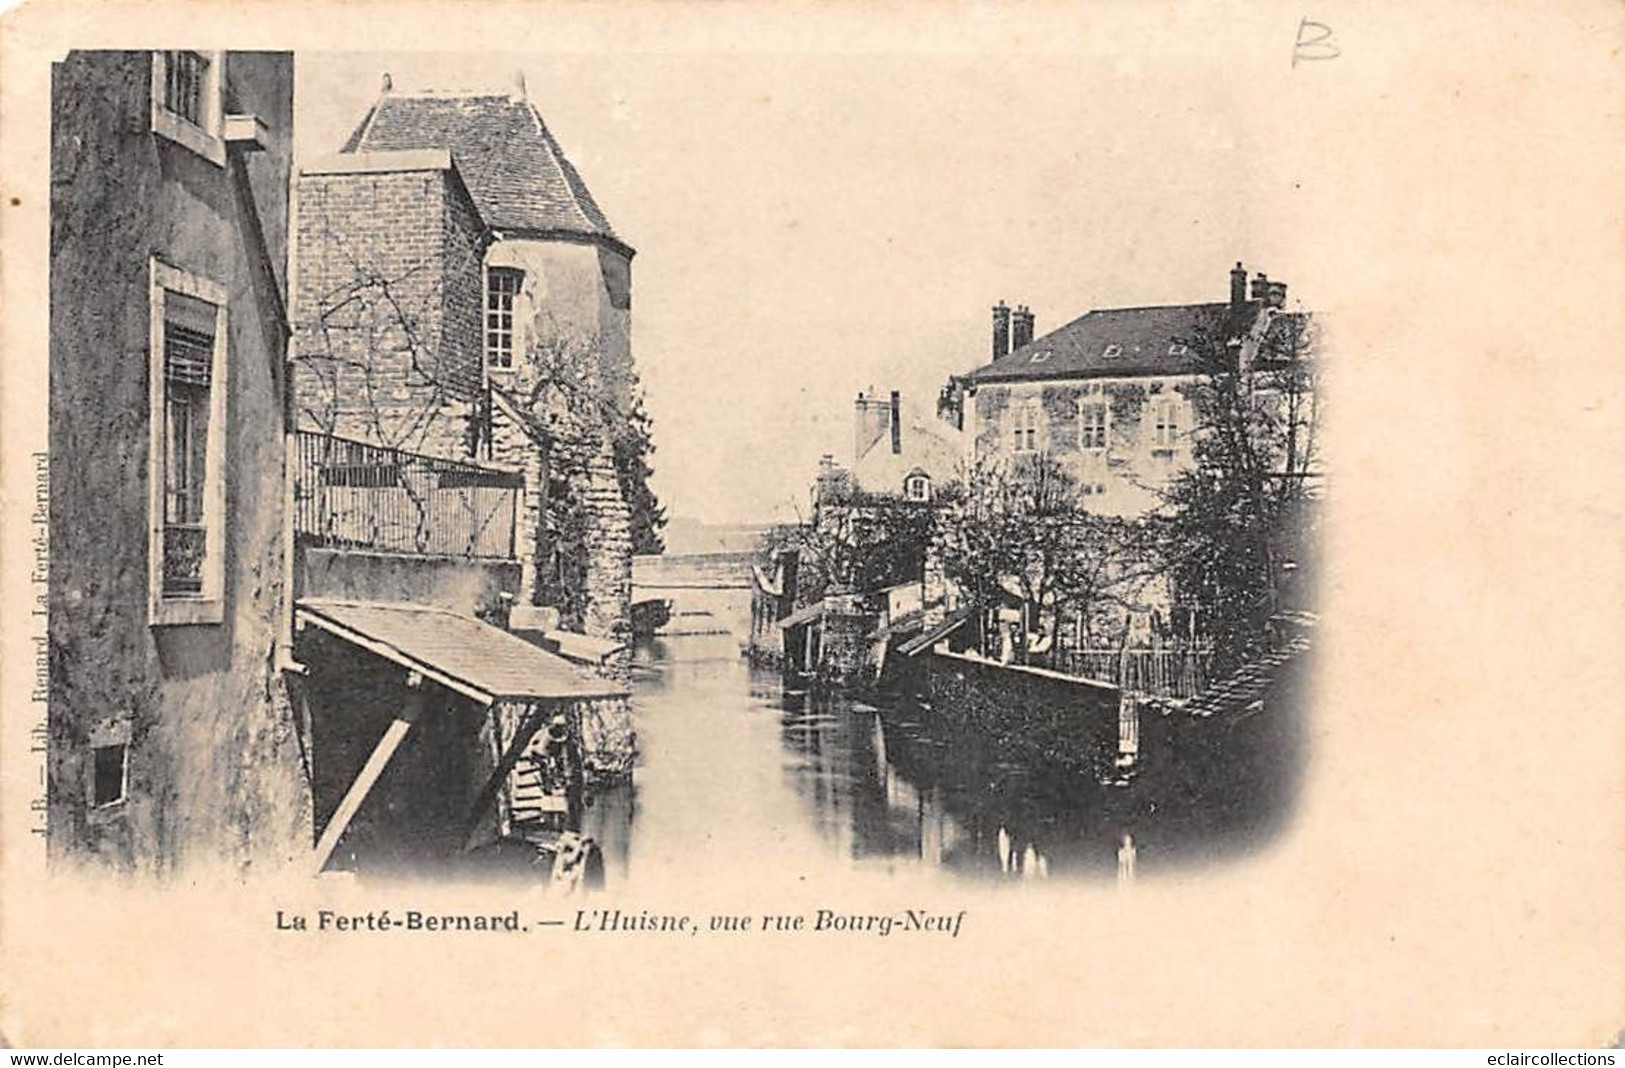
[1011,305,1035,349]
[1250,271,1270,302]
[1230,262,1247,308]
[1266,281,1288,308]
[890,391,902,455]
[992,301,1011,359]
[380,72,393,95]
[511,69,528,101]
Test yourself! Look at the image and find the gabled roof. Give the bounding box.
[340,92,629,255]
[855,405,963,467]
[968,301,1262,384]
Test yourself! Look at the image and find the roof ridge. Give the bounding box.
[338,102,379,153]
[387,89,516,100]
[522,100,600,236]
[1002,299,1244,359]
[1091,299,1235,314]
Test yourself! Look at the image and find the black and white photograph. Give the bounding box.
[1,0,1619,1051]
[40,45,1321,888]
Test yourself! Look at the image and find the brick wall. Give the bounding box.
[294,167,484,456]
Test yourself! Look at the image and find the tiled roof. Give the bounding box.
[967,302,1260,383]
[298,598,629,702]
[340,93,627,251]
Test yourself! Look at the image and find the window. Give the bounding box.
[1168,341,1190,357]
[1102,343,1123,359]
[149,260,228,626]
[1079,400,1108,450]
[164,50,210,125]
[1030,350,1051,364]
[150,51,224,165]
[1081,481,1107,497]
[485,268,522,369]
[1010,400,1041,453]
[92,744,128,808]
[1152,398,1182,450]
[904,474,932,502]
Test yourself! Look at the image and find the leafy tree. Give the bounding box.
[1161,310,1321,672]
[612,386,667,555]
[763,494,936,609]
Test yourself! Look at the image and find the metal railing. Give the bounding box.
[293,430,520,560]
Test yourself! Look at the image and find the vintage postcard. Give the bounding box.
[1,0,1620,1050]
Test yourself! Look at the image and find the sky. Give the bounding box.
[295,46,1326,525]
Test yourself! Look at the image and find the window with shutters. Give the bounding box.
[1151,398,1183,453]
[150,51,225,166]
[1078,400,1109,450]
[1010,399,1041,454]
[149,260,229,625]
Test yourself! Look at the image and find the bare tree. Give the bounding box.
[934,454,1161,664]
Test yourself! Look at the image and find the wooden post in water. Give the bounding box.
[1117,833,1137,887]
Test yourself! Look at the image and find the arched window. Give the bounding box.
[904,473,932,502]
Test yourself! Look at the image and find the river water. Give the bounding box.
[582,625,1302,890]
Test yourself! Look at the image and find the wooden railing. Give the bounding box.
[292,430,520,560]
[1055,645,1214,700]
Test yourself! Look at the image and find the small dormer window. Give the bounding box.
[1102,344,1123,359]
[151,51,225,166]
[904,474,932,502]
[1030,350,1051,364]
[1168,342,1190,357]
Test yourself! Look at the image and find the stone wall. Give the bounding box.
[922,650,1120,776]
[820,593,878,688]
[578,439,633,667]
[971,377,1201,518]
[297,547,521,618]
[485,237,634,423]
[487,398,635,779]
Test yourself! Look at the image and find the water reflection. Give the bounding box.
[584,632,1300,889]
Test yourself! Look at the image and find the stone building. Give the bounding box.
[292,77,639,786]
[960,265,1307,518]
[47,52,634,880]
[843,389,965,503]
[298,79,635,660]
[47,50,309,873]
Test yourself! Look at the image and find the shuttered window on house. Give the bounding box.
[161,291,217,596]
[163,50,210,127]
[1079,400,1108,450]
[1011,400,1041,453]
[1152,399,1181,450]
